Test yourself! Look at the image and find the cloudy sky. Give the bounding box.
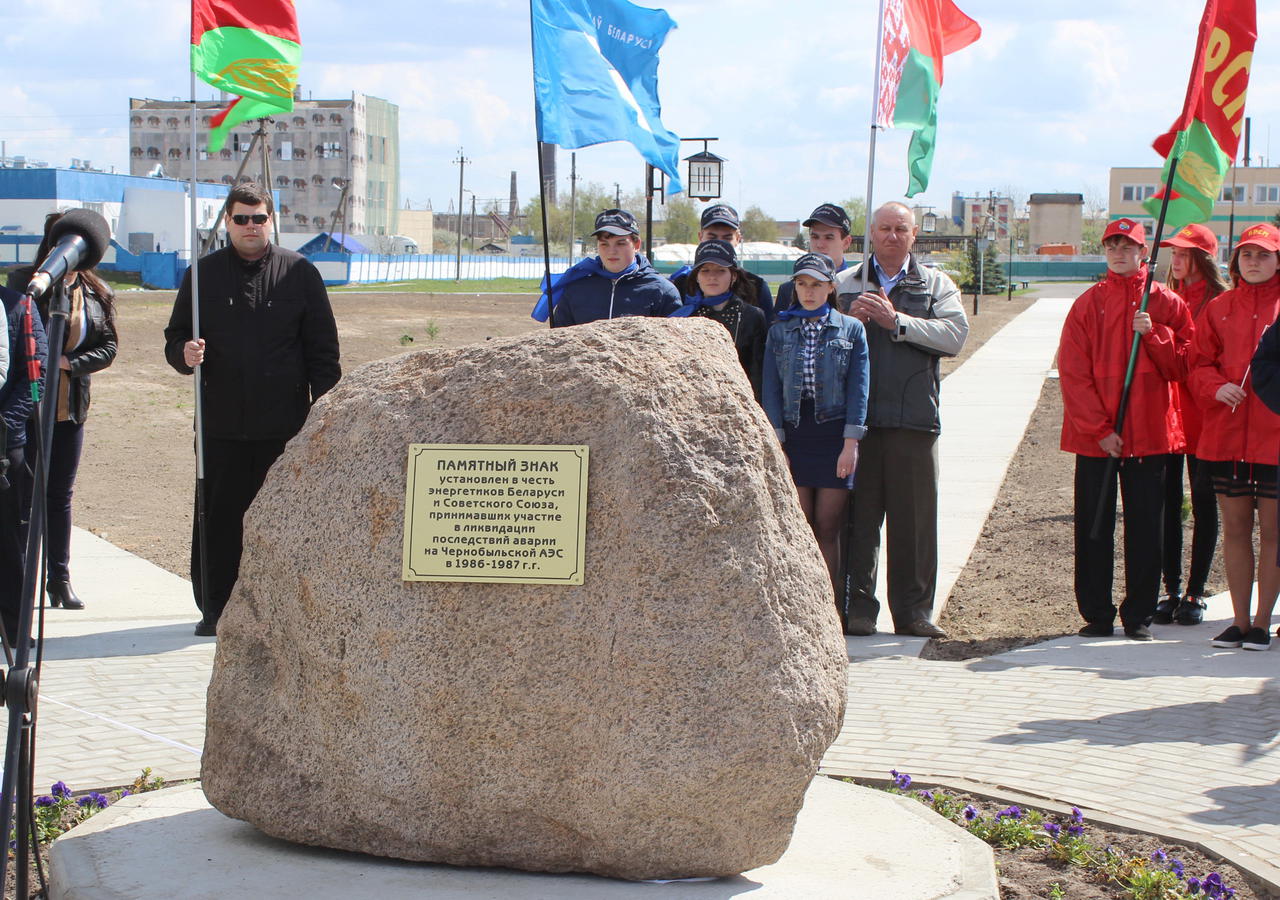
[2,0,1277,224]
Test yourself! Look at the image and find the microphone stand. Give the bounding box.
[0,278,71,895]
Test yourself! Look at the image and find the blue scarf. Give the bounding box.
[669,289,734,317]
[531,256,640,322]
[775,302,830,321]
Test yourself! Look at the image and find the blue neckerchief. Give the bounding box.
[776,302,831,321]
[669,288,735,317]
[668,263,693,286]
[531,257,640,322]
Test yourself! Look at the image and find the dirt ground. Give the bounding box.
[70,284,1159,656]
[930,294,1229,660]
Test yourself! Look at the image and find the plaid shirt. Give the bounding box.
[799,316,825,398]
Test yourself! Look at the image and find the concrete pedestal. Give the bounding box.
[49,776,996,899]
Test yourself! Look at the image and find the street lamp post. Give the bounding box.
[642,137,724,259]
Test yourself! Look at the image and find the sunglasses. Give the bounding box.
[230,214,269,226]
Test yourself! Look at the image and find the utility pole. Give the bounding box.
[569,152,578,265]
[614,182,621,206]
[454,148,469,282]
[469,194,476,252]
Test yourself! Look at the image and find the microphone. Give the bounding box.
[24,209,111,300]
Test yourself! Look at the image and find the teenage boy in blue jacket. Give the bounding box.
[550,209,681,327]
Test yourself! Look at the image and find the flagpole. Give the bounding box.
[529,0,555,328]
[189,65,212,625]
[1089,152,1181,540]
[858,0,889,299]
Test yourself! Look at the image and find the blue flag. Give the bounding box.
[532,0,683,194]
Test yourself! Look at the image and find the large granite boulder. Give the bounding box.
[202,316,848,881]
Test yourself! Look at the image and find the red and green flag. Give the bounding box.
[1144,0,1255,231]
[876,0,980,197]
[191,0,301,152]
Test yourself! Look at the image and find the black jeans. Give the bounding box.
[190,437,286,625]
[1074,454,1166,628]
[43,420,84,584]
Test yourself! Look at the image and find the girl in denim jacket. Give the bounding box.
[764,252,869,608]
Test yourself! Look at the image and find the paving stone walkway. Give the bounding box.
[11,296,1278,882]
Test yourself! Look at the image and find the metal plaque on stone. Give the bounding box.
[402,444,588,584]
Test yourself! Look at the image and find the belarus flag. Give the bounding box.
[876,0,980,197]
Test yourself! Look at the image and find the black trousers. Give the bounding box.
[0,446,29,643]
[191,437,285,625]
[1074,454,1166,628]
[1161,454,1218,599]
[44,420,84,584]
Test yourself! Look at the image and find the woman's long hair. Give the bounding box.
[36,212,115,322]
[1167,246,1229,300]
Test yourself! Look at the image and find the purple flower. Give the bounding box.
[76,792,108,810]
[1070,806,1084,824]
[34,795,56,808]
[1187,877,1202,894]
[51,781,71,799]
[120,789,132,798]
[1043,822,1062,839]
[1151,848,1168,864]
[996,805,1023,820]
[1171,859,1185,878]
[918,790,934,802]
[962,805,979,822]
[1067,824,1084,837]
[893,773,912,790]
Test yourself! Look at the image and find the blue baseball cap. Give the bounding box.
[803,203,852,235]
[700,204,741,230]
[692,239,737,271]
[792,252,836,282]
[593,208,640,236]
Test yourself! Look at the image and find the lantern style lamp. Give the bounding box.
[684,140,726,201]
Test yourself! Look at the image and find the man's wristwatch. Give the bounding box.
[895,314,906,337]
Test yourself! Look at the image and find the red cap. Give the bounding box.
[1160,223,1218,256]
[1236,223,1280,253]
[1102,218,1147,246]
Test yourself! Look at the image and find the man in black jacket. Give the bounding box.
[164,182,340,636]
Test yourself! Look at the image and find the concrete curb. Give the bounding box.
[824,771,1280,898]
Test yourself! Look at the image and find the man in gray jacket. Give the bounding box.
[837,202,968,638]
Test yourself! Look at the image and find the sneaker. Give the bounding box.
[1078,622,1114,637]
[1124,624,1153,641]
[1242,627,1272,651]
[1212,626,1245,648]
[1153,595,1180,625]
[1173,596,1207,626]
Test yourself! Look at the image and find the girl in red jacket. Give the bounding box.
[1188,223,1280,651]
[1059,218,1193,641]
[1156,224,1230,626]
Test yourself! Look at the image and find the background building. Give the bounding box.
[1110,165,1280,258]
[1028,193,1083,252]
[953,192,1012,237]
[0,166,229,257]
[129,91,400,236]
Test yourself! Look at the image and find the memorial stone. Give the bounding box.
[202,316,849,881]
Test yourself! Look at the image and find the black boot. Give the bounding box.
[46,580,85,611]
